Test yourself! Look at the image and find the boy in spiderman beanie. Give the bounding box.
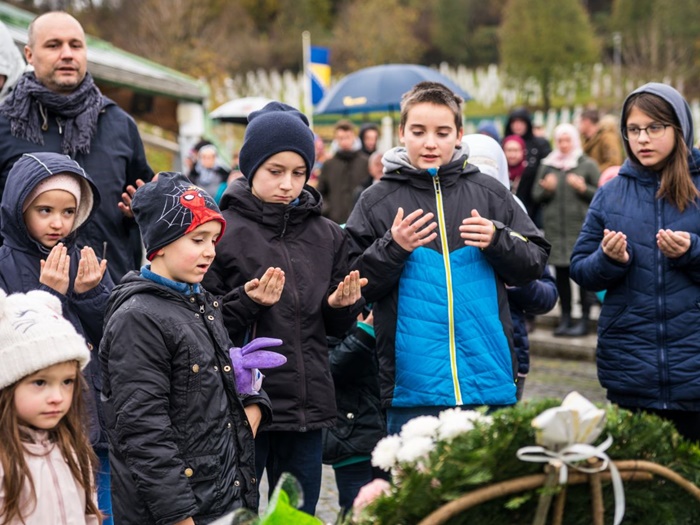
[99,172,271,525]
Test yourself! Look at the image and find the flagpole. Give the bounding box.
[302,31,314,130]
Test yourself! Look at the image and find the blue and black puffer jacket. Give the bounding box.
[345,147,550,409]
[571,82,700,411]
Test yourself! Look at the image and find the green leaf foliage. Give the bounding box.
[352,400,700,525]
[500,0,600,108]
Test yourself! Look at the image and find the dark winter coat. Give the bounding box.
[504,108,552,227]
[100,273,270,525]
[0,155,113,449]
[317,148,370,224]
[202,178,359,432]
[508,266,558,375]
[322,323,386,465]
[571,83,700,411]
[345,148,551,409]
[0,97,154,283]
[531,154,600,266]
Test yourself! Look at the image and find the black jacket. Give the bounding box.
[323,322,386,465]
[100,273,270,525]
[202,178,359,432]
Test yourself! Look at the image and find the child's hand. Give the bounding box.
[460,209,495,249]
[328,270,368,308]
[39,243,70,295]
[601,228,629,263]
[657,229,690,259]
[539,173,558,192]
[74,246,108,294]
[391,207,438,252]
[245,267,285,306]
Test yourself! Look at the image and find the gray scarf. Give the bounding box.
[0,72,103,155]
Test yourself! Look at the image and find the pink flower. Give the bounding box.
[352,478,392,520]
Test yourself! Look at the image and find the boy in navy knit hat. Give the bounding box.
[99,172,272,525]
[202,102,367,516]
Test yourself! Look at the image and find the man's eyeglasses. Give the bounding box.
[623,123,669,141]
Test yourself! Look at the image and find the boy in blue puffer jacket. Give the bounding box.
[345,82,551,435]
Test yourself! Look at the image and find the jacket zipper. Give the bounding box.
[430,169,461,405]
[46,448,69,525]
[655,183,669,408]
[280,212,307,430]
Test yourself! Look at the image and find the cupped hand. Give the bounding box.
[601,228,629,263]
[245,267,285,306]
[39,243,70,295]
[328,270,368,308]
[74,246,108,294]
[657,229,690,259]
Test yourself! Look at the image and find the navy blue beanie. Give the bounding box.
[239,102,316,182]
[131,172,226,260]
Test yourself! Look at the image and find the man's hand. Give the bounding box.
[391,207,438,252]
[657,229,691,259]
[118,177,153,218]
[39,243,70,295]
[601,228,629,263]
[459,209,495,249]
[245,267,285,306]
[74,246,108,294]
[328,270,368,308]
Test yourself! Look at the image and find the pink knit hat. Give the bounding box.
[22,174,82,213]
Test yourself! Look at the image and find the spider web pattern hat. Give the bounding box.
[131,172,226,260]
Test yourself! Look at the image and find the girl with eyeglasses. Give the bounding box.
[571,83,700,443]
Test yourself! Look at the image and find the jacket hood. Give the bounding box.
[0,152,100,253]
[621,82,694,160]
[504,107,534,140]
[382,144,468,173]
[0,21,25,101]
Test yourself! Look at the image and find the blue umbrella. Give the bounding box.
[314,64,471,115]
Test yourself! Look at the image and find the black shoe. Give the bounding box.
[565,320,589,337]
[553,315,572,336]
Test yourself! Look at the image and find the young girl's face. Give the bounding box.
[14,361,77,430]
[399,102,463,170]
[556,133,574,155]
[251,151,307,204]
[23,189,77,248]
[151,220,222,284]
[626,105,676,171]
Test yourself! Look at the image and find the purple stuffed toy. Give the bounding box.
[229,337,286,395]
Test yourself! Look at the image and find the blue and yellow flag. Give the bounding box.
[309,46,330,105]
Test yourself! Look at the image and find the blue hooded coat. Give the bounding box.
[571,83,700,411]
[0,151,114,446]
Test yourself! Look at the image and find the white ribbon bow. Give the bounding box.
[517,434,625,525]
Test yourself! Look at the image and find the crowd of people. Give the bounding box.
[1,9,700,525]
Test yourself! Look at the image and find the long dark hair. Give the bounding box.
[624,92,698,211]
[0,363,102,525]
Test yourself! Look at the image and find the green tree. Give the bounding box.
[330,0,425,73]
[611,0,700,87]
[500,0,599,109]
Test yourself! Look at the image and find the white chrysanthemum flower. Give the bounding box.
[371,434,403,471]
[437,408,492,441]
[400,415,441,440]
[396,436,435,464]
